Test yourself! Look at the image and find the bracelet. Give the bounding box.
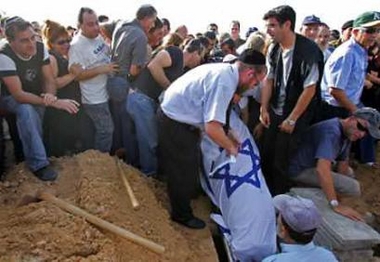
[285,119,296,126]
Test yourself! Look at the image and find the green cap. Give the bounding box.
[353,11,380,28]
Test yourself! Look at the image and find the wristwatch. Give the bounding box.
[285,119,296,126]
[329,199,339,208]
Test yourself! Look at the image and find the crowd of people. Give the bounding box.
[1,3,380,261]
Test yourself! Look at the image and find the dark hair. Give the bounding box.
[231,20,241,29]
[162,18,170,31]
[136,4,157,20]
[263,5,296,31]
[204,30,216,40]
[208,23,218,29]
[149,17,163,33]
[98,15,109,23]
[4,17,32,40]
[197,36,209,49]
[100,20,117,40]
[77,7,95,26]
[221,38,235,50]
[184,38,204,55]
[281,216,316,244]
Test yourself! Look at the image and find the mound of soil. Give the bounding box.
[0,150,218,261]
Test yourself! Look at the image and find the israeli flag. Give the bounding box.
[201,111,276,262]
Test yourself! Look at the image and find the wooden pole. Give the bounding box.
[39,192,165,254]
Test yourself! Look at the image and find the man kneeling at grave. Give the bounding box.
[263,194,338,261]
[288,107,380,221]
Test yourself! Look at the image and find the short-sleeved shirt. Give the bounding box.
[321,38,368,106]
[68,34,110,104]
[161,63,238,128]
[262,242,337,262]
[266,45,319,115]
[288,118,351,177]
[0,41,49,96]
[111,19,148,76]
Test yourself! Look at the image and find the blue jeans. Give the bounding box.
[127,91,158,175]
[0,96,48,171]
[82,102,114,153]
[107,75,139,165]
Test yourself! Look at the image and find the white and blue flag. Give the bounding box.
[201,111,276,262]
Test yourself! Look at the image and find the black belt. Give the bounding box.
[158,107,199,132]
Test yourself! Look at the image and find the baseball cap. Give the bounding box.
[353,107,380,139]
[245,26,258,38]
[273,194,322,233]
[238,48,266,66]
[341,20,354,31]
[353,11,380,28]
[302,15,322,25]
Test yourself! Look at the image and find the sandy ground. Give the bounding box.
[0,150,218,261]
[1,145,380,261]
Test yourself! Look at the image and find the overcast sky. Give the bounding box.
[2,0,379,36]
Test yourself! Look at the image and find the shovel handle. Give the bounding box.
[39,192,165,254]
[116,160,140,209]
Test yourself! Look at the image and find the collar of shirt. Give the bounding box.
[280,241,316,253]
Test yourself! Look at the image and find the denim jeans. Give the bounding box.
[0,96,48,171]
[127,91,158,175]
[82,102,114,153]
[107,75,138,165]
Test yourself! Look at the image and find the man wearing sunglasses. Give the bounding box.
[288,107,380,221]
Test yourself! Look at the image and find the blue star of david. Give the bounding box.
[210,138,261,198]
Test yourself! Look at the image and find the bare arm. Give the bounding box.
[278,85,316,133]
[259,78,273,128]
[2,75,46,105]
[148,50,172,89]
[42,63,57,95]
[205,121,239,156]
[129,64,143,79]
[50,55,79,89]
[287,85,315,121]
[330,87,357,114]
[316,158,363,221]
[73,62,118,81]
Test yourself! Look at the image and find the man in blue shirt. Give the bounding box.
[263,194,338,262]
[321,11,380,118]
[288,107,380,221]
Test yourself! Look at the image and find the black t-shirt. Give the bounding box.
[0,41,49,96]
[135,46,183,101]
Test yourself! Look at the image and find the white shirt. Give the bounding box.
[69,33,110,104]
[161,63,238,128]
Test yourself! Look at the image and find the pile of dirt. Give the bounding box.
[0,150,218,261]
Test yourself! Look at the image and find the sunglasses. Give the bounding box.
[360,27,380,34]
[56,39,71,45]
[356,121,368,133]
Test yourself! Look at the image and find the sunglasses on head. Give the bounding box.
[356,121,368,132]
[56,39,71,45]
[360,27,380,34]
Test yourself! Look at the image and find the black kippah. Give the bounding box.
[238,48,266,66]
